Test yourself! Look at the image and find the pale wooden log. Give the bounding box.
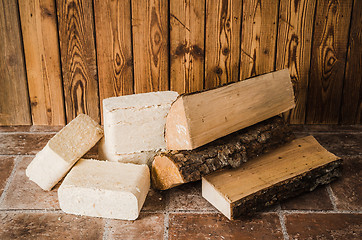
[165,69,295,150]
[202,136,342,220]
[152,116,295,190]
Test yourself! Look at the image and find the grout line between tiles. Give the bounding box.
[0,209,63,213]
[280,209,362,214]
[163,212,169,240]
[277,204,290,240]
[326,185,338,211]
[167,209,219,214]
[0,156,22,206]
[0,131,57,135]
[102,219,110,240]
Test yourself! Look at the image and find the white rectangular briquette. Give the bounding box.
[103,91,179,155]
[26,114,103,191]
[58,159,150,220]
[98,137,156,166]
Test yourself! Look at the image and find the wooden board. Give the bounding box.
[93,0,134,123]
[202,136,342,220]
[152,116,295,190]
[276,0,316,124]
[239,0,278,80]
[57,0,100,123]
[204,0,242,89]
[306,0,353,124]
[18,0,65,125]
[340,0,362,124]
[131,0,169,93]
[170,0,205,93]
[0,0,31,125]
[165,69,295,150]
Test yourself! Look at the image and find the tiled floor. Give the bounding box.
[0,125,361,239]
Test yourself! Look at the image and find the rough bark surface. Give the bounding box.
[154,116,295,187]
[231,159,342,219]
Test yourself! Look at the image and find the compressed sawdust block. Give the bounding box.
[98,137,156,166]
[202,136,342,220]
[26,114,103,191]
[58,159,150,220]
[103,91,178,156]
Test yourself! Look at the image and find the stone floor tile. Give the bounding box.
[313,134,361,156]
[285,213,362,240]
[142,188,167,212]
[166,181,217,212]
[330,156,362,211]
[281,186,334,210]
[168,213,284,240]
[0,133,53,155]
[107,213,164,240]
[0,157,60,210]
[0,156,15,196]
[0,211,105,240]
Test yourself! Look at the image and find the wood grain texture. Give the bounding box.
[18,0,65,125]
[165,69,295,150]
[340,0,362,124]
[0,0,31,125]
[204,0,242,89]
[131,0,169,93]
[276,0,316,124]
[240,0,279,80]
[170,0,205,93]
[57,0,100,123]
[202,136,342,220]
[93,0,134,123]
[306,0,353,124]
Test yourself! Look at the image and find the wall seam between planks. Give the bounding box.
[304,0,319,124]
[273,0,281,72]
[203,0,207,90]
[237,0,243,82]
[91,0,101,124]
[15,0,32,126]
[167,0,171,91]
[338,0,356,124]
[54,0,67,125]
[129,0,135,95]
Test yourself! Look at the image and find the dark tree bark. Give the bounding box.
[231,159,342,219]
[152,116,295,190]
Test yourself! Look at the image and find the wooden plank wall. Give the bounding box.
[0,0,360,125]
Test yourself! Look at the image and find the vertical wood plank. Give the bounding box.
[57,0,100,123]
[131,0,169,93]
[0,0,31,125]
[276,0,316,124]
[306,0,353,124]
[93,0,134,123]
[240,0,279,80]
[204,0,242,89]
[170,0,205,93]
[18,0,66,126]
[340,0,362,124]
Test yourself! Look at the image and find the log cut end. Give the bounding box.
[151,155,185,190]
[165,97,192,150]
